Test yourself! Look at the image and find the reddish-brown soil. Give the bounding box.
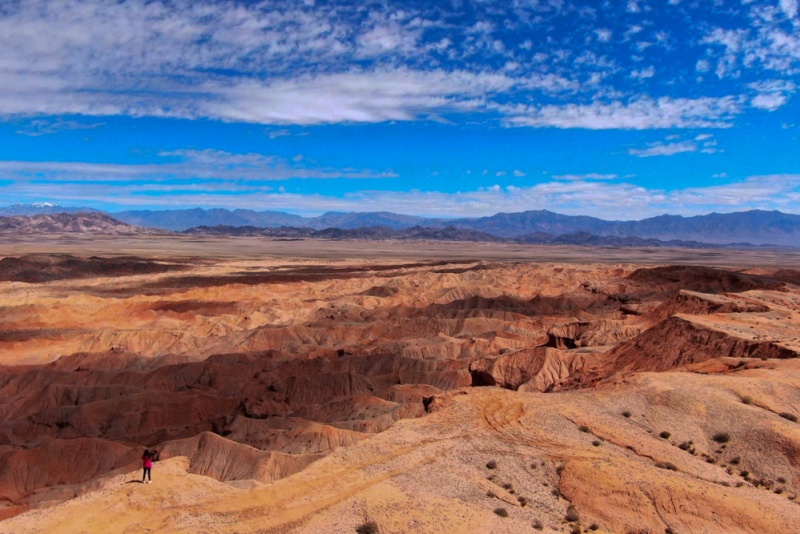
[1,247,799,532]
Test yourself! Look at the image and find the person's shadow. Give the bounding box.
[125,480,146,484]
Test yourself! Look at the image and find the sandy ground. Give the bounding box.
[2,234,800,266]
[1,243,800,533]
[6,366,800,533]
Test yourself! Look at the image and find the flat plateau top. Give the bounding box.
[1,234,799,267]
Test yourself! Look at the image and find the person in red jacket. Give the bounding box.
[141,449,158,484]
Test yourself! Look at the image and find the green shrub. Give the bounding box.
[494,508,509,518]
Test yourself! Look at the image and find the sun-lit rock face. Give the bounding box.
[1,254,800,530]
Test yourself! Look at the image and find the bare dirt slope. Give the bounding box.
[1,252,800,532]
[6,364,800,533]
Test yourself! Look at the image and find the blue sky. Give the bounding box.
[0,0,798,219]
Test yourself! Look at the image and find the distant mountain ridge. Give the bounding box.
[0,203,101,216]
[184,224,761,249]
[2,205,799,246]
[0,212,162,235]
[452,209,800,246]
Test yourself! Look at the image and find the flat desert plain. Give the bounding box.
[2,237,800,533]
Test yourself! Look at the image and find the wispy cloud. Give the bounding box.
[0,0,792,129]
[552,173,618,181]
[0,149,396,183]
[5,174,798,220]
[502,96,742,129]
[13,118,104,137]
[629,140,697,157]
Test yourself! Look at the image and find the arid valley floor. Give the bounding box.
[2,237,800,533]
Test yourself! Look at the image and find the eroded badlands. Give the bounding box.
[2,252,800,533]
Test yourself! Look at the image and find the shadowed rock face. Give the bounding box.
[1,255,799,522]
[0,254,190,283]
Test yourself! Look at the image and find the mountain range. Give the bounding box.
[2,204,799,246]
[0,212,161,235]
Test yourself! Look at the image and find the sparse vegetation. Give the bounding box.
[551,489,561,498]
[665,528,676,534]
[565,504,580,522]
[622,411,632,418]
[579,425,590,433]
[494,507,509,518]
[659,431,671,439]
[740,470,749,478]
[486,460,497,469]
[778,477,787,484]
[592,440,602,447]
[780,412,798,422]
[712,432,731,444]
[502,482,513,490]
[518,496,528,507]
[740,395,754,405]
[356,521,379,534]
[487,491,496,498]
[655,461,679,471]
[730,457,741,465]
[588,523,599,531]
[533,520,544,531]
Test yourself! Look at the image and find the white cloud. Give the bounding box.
[503,96,743,130]
[0,0,792,132]
[202,69,518,125]
[0,149,396,182]
[513,170,526,177]
[629,141,697,157]
[780,0,798,19]
[748,79,796,110]
[356,23,420,58]
[552,173,618,181]
[631,66,655,79]
[751,92,788,110]
[6,174,799,220]
[594,29,612,43]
